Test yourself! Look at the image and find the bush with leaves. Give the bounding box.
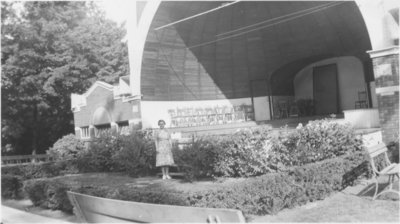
[47,134,85,173]
[75,130,157,175]
[268,119,363,169]
[212,127,274,177]
[1,175,23,199]
[24,178,73,213]
[112,130,157,176]
[173,136,219,180]
[76,131,120,172]
[174,127,275,179]
[1,163,62,180]
[47,134,85,160]
[21,151,369,216]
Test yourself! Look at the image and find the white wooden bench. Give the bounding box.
[365,143,399,200]
[67,191,246,223]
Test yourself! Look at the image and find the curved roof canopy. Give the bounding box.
[141,1,372,100]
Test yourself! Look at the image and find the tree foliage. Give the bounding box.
[1,1,129,155]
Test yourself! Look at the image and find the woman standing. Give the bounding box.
[154,119,175,179]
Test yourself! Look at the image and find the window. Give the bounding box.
[95,124,111,137]
[118,121,130,135]
[81,126,90,139]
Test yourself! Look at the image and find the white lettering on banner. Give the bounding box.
[167,105,254,128]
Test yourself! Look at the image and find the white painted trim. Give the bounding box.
[83,81,114,98]
[122,95,142,102]
[375,85,399,94]
[368,46,399,58]
[80,126,91,139]
[129,118,142,124]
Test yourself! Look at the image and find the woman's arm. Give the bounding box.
[168,130,173,146]
[153,130,159,150]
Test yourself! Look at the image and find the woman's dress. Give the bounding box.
[154,129,175,167]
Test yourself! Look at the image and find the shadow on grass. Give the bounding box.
[342,161,370,188]
[357,181,399,200]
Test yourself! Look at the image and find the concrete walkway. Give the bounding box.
[251,179,399,222]
[1,206,71,223]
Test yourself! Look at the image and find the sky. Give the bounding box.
[96,0,135,25]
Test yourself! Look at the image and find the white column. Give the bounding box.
[355,0,399,50]
[128,0,162,97]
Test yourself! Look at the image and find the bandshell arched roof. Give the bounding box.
[141,1,372,100]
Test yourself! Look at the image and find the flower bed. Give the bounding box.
[23,151,370,216]
[14,118,372,217]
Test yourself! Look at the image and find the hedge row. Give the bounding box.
[1,162,73,180]
[173,119,364,179]
[41,119,364,180]
[23,151,370,216]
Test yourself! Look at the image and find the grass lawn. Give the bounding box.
[44,172,249,193]
[3,172,399,223]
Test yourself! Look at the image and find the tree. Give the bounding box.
[1,1,129,155]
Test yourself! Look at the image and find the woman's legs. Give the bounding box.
[161,167,166,179]
[165,166,171,179]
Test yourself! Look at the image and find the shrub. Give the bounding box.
[268,119,363,168]
[24,178,73,213]
[47,134,85,173]
[288,151,370,201]
[172,136,219,180]
[75,130,158,175]
[78,186,190,207]
[187,173,305,216]
[175,127,275,179]
[112,130,157,176]
[212,127,274,177]
[76,132,119,172]
[189,151,368,215]
[1,163,62,180]
[19,151,369,216]
[47,134,85,161]
[1,175,23,199]
[54,152,367,217]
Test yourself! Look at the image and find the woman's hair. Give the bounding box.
[158,119,166,126]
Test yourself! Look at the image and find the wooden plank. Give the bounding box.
[67,191,246,223]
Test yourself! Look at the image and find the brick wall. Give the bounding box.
[370,49,399,144]
[73,86,141,129]
[377,92,399,143]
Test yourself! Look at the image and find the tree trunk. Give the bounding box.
[31,104,38,162]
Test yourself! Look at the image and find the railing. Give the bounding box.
[1,154,54,166]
